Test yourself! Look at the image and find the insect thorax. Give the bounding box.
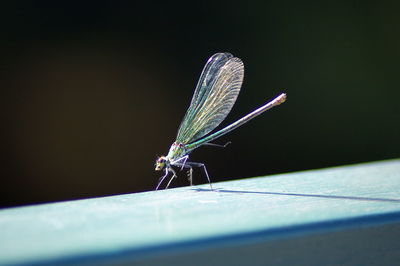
[166,142,188,161]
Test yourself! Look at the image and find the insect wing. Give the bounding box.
[176,53,244,144]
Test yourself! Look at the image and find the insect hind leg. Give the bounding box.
[202,141,231,148]
[186,161,213,190]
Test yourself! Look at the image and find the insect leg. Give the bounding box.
[165,167,178,189]
[171,155,189,170]
[187,166,193,186]
[156,168,169,190]
[186,162,213,190]
[172,160,193,186]
[202,141,231,148]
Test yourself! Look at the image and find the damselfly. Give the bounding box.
[155,52,286,190]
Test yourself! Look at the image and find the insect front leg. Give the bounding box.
[156,168,169,190]
[165,167,178,189]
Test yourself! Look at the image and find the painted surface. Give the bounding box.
[1,159,399,265]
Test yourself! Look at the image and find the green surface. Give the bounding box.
[1,159,400,265]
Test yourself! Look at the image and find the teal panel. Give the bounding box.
[1,159,400,265]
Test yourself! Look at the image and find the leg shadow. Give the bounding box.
[191,188,400,203]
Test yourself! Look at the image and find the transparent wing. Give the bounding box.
[176,53,233,142]
[176,53,244,144]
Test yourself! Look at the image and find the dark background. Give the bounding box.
[1,1,399,208]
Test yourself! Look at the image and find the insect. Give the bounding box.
[155,52,286,190]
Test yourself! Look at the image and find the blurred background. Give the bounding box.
[1,1,399,208]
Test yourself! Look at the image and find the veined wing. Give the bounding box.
[176,53,244,144]
[176,53,233,141]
